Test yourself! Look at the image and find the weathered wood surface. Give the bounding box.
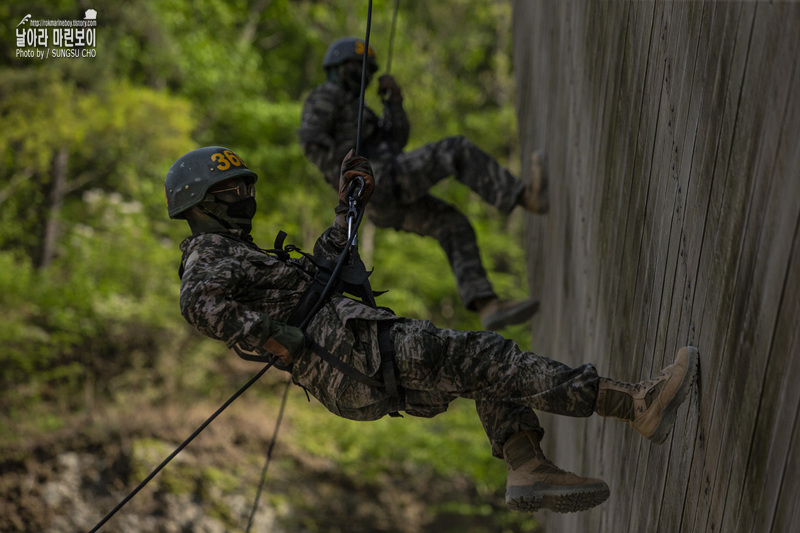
[513,1,800,532]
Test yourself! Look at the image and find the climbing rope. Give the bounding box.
[385,0,400,75]
[355,0,374,156]
[90,2,378,530]
[88,359,277,533]
[246,0,375,524]
[245,377,292,532]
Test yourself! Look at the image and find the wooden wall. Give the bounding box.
[512,1,800,531]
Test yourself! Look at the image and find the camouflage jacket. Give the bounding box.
[178,224,399,420]
[297,81,410,189]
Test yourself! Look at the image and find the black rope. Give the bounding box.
[88,359,277,533]
[94,3,379,530]
[385,0,400,74]
[245,377,292,532]
[242,3,375,524]
[355,0,374,156]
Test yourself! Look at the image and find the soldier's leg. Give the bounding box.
[393,136,525,213]
[474,399,610,513]
[391,320,696,513]
[393,319,697,444]
[367,195,496,308]
[475,399,544,459]
[370,147,541,327]
[391,319,600,415]
[392,319,608,513]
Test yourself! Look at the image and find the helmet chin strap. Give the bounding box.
[196,197,253,234]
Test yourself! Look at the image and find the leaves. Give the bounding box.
[0,0,529,402]
[1,3,534,528]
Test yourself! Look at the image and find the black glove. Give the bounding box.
[377,74,402,101]
[338,149,375,206]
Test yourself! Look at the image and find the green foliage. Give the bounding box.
[0,190,184,393]
[1,0,536,527]
[288,396,506,493]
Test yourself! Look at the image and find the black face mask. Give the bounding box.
[221,196,257,220]
[211,196,257,232]
[334,62,374,95]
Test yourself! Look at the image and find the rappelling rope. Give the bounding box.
[385,0,400,75]
[88,360,277,533]
[90,3,378,530]
[355,0,374,156]
[245,377,292,532]
[245,0,375,526]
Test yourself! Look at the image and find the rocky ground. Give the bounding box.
[1,387,540,533]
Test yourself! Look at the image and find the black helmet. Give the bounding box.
[322,37,378,71]
[165,146,257,219]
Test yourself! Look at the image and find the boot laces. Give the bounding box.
[606,370,666,393]
[528,456,571,476]
[603,377,644,393]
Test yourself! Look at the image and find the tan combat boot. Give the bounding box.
[477,297,539,331]
[596,346,699,444]
[503,430,610,513]
[520,150,549,214]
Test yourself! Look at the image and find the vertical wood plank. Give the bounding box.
[513,1,800,531]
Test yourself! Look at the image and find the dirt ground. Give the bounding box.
[1,394,539,533]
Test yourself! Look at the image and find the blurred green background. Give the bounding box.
[1,1,538,531]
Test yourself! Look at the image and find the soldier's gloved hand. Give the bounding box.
[263,321,305,366]
[377,74,402,101]
[339,149,375,206]
[264,337,293,366]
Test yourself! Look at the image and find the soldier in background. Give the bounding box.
[298,37,549,331]
[165,146,699,514]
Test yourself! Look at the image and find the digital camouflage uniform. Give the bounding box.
[178,223,600,458]
[297,81,527,310]
[170,142,698,514]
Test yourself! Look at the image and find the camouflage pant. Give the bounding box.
[390,319,600,458]
[368,136,526,309]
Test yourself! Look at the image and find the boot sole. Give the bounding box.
[648,346,699,444]
[506,481,610,513]
[481,299,540,331]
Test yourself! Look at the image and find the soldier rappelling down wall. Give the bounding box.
[298,37,549,331]
[165,145,699,514]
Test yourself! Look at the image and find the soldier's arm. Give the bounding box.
[312,147,375,260]
[298,84,345,186]
[382,97,410,150]
[313,223,349,264]
[179,244,303,364]
[377,75,410,150]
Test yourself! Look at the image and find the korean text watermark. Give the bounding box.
[15,9,98,60]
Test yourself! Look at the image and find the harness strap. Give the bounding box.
[286,280,326,328]
[265,231,405,415]
[302,325,404,417]
[272,231,291,260]
[303,333,385,389]
[378,322,404,418]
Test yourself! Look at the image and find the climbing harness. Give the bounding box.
[260,177,403,407]
[89,2,393,531]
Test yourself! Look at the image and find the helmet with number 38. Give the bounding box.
[165,146,258,219]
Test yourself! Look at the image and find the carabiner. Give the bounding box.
[346,176,365,241]
[347,197,358,240]
[346,176,365,202]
